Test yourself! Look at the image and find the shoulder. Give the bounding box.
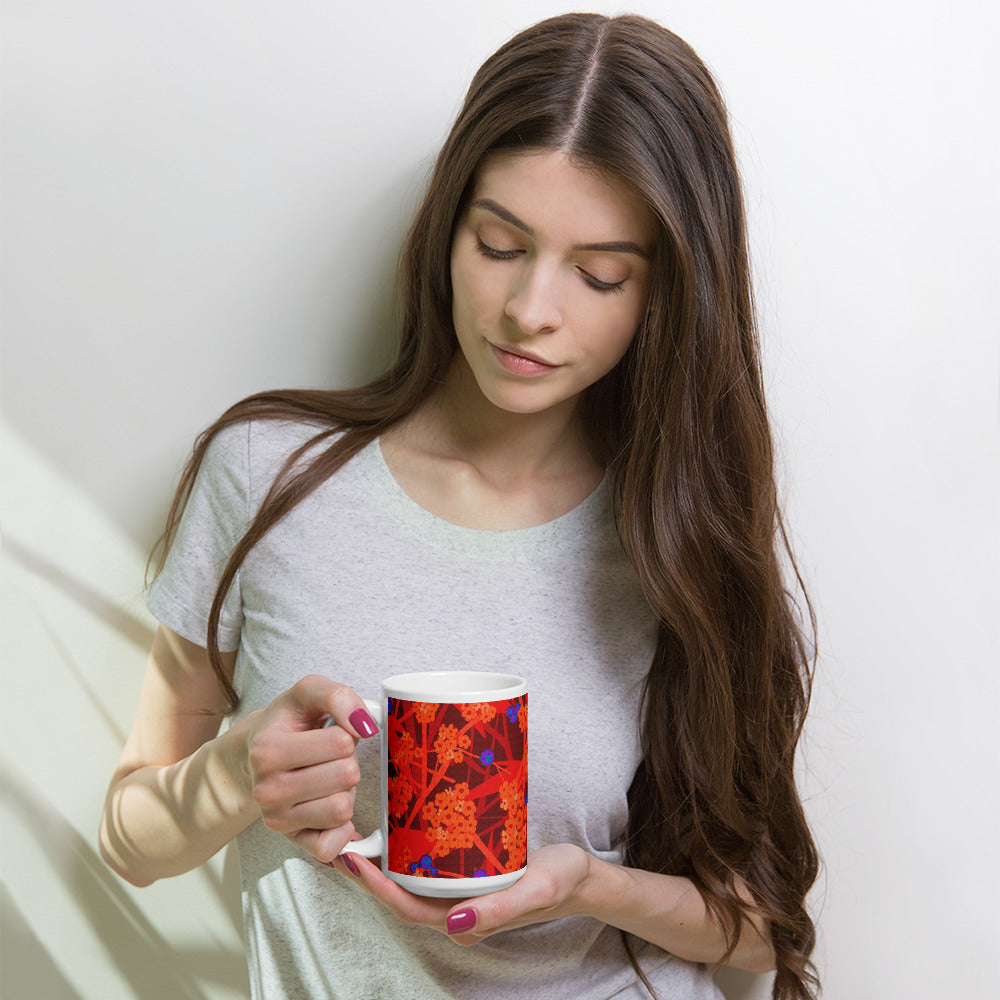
[198,417,344,505]
[246,418,337,469]
[203,416,341,468]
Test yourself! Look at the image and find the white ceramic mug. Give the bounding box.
[343,670,527,898]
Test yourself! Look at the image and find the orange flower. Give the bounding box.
[498,779,523,812]
[421,782,477,855]
[388,774,414,817]
[459,702,497,724]
[499,777,527,870]
[501,814,527,870]
[393,730,419,769]
[432,724,471,764]
[414,702,438,724]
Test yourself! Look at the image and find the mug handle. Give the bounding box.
[325,697,385,859]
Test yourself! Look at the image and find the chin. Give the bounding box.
[485,387,576,418]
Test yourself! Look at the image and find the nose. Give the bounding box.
[504,261,563,335]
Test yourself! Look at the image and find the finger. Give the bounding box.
[250,725,359,780]
[281,675,380,740]
[292,822,357,864]
[264,787,357,835]
[324,854,356,878]
[445,906,481,941]
[322,837,369,878]
[254,752,361,808]
[447,929,490,947]
[445,869,559,940]
[339,852,453,927]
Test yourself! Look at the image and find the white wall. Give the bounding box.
[3,2,997,998]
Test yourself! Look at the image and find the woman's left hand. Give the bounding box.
[330,843,592,943]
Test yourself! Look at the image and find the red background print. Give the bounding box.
[386,695,527,879]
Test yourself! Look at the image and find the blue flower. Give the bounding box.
[479,749,495,766]
[474,869,487,878]
[420,854,434,870]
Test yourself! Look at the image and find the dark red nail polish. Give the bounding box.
[447,908,477,934]
[342,853,360,876]
[348,707,379,738]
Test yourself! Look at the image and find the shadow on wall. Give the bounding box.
[2,428,250,999]
[3,536,154,654]
[1,769,247,1000]
[2,887,85,1000]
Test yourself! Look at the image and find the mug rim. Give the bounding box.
[381,670,526,703]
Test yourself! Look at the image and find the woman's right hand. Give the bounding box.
[241,675,380,864]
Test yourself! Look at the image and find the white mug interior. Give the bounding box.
[381,670,526,703]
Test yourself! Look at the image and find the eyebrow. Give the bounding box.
[470,197,650,259]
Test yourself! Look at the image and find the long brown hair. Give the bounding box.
[151,14,818,998]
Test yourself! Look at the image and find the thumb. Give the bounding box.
[446,906,480,936]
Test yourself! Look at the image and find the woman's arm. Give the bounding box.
[99,627,256,885]
[576,850,775,973]
[100,625,378,887]
[333,843,775,974]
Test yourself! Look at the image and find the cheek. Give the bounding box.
[450,263,472,337]
[585,304,643,369]
[451,261,508,337]
[451,253,482,323]
[603,332,638,375]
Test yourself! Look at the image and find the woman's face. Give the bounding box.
[449,149,655,420]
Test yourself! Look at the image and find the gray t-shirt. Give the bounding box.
[148,418,723,1000]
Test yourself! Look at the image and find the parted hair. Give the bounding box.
[152,13,819,998]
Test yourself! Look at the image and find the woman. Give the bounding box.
[100,12,819,1000]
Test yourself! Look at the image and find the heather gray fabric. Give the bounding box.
[148,419,724,1000]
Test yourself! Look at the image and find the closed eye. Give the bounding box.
[578,269,625,295]
[475,237,521,261]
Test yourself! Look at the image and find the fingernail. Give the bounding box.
[348,707,379,738]
[342,853,360,876]
[447,908,477,934]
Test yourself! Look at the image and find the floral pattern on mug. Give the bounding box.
[386,695,527,879]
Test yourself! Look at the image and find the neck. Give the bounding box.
[415,357,598,485]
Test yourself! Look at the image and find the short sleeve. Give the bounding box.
[146,421,251,651]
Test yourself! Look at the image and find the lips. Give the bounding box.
[489,342,560,376]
